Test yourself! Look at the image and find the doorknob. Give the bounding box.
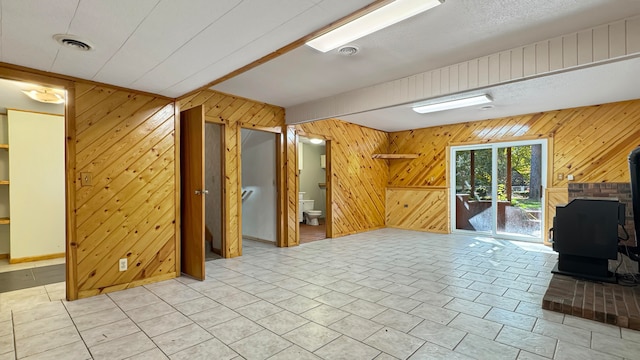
[195,189,209,195]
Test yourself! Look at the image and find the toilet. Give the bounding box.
[304,210,322,226]
[299,193,322,225]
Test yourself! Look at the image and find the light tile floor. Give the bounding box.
[0,229,638,360]
[0,257,65,274]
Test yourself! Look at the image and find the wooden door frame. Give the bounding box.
[0,65,76,299]
[240,124,284,248]
[203,119,226,257]
[296,131,332,239]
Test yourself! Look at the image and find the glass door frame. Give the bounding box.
[449,139,548,242]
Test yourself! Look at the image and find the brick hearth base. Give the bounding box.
[543,274,640,330]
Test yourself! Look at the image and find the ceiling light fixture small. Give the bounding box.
[53,34,94,51]
[22,88,65,104]
[310,138,323,144]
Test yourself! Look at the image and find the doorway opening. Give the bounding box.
[240,128,278,251]
[298,135,329,244]
[451,139,547,242]
[0,78,66,300]
[204,122,223,261]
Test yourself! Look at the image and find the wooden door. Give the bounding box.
[180,106,205,280]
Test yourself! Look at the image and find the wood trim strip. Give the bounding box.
[387,186,448,190]
[10,252,65,264]
[77,272,177,299]
[6,108,63,117]
[0,62,172,101]
[65,84,78,301]
[240,123,283,134]
[174,102,181,277]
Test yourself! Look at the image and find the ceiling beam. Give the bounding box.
[177,0,392,101]
[286,16,640,124]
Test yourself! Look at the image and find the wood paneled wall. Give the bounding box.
[387,99,640,234]
[386,188,449,233]
[73,82,177,298]
[178,90,285,257]
[294,119,388,237]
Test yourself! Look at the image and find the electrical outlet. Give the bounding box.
[567,174,574,181]
[557,173,564,180]
[119,258,127,271]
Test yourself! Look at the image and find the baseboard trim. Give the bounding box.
[9,252,65,264]
[77,272,177,299]
[243,235,276,244]
[0,253,8,259]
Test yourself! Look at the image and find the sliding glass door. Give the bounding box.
[451,140,546,242]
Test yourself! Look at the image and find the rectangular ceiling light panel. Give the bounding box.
[306,0,443,52]
[412,94,493,114]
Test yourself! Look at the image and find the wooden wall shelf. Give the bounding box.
[0,218,9,225]
[0,144,8,149]
[372,154,419,159]
[0,180,8,185]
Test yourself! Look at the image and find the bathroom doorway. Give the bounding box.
[240,128,278,250]
[298,135,329,243]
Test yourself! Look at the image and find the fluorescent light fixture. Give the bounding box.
[309,138,323,144]
[306,0,443,52]
[412,94,493,114]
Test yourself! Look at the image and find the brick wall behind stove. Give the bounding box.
[568,183,635,246]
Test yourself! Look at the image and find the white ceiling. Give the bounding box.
[213,0,640,131]
[1,0,640,132]
[0,0,372,97]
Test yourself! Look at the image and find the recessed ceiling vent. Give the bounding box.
[53,34,93,51]
[338,45,359,56]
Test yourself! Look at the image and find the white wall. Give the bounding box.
[241,129,277,242]
[0,114,8,254]
[8,110,65,259]
[204,123,222,251]
[299,142,326,216]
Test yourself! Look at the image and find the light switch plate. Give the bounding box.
[80,172,92,186]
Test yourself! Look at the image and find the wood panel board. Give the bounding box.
[386,188,449,233]
[73,83,177,297]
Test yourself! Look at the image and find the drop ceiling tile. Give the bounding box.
[131,0,316,95]
[0,0,78,71]
[92,0,242,88]
[50,0,160,80]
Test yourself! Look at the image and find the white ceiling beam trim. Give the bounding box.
[286,15,640,124]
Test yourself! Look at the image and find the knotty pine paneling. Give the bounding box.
[179,90,285,256]
[73,82,177,298]
[294,119,388,237]
[386,188,449,233]
[545,187,568,246]
[285,126,299,246]
[388,99,640,235]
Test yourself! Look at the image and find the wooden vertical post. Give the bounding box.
[470,150,475,197]
[506,147,512,202]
